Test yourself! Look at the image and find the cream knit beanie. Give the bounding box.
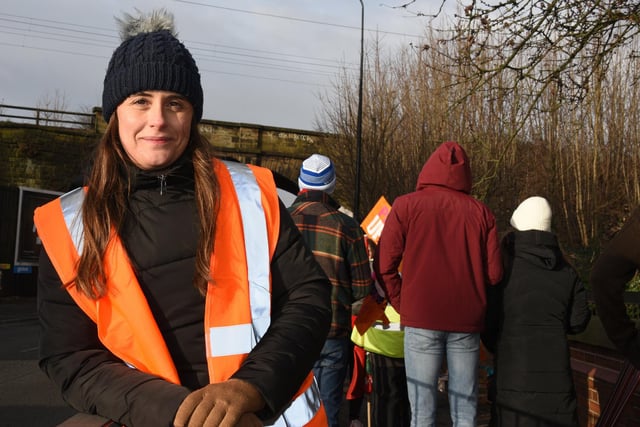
[510,196,552,232]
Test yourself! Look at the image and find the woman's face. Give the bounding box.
[116,90,193,170]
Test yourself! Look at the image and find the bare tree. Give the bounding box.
[318,16,640,269]
[317,38,409,215]
[317,33,511,215]
[35,89,69,126]
[405,1,640,101]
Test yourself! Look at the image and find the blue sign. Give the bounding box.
[13,265,33,274]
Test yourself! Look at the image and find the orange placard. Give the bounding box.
[360,196,391,244]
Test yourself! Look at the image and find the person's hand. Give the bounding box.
[173,379,265,427]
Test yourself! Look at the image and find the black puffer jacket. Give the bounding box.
[483,230,591,427]
[590,206,640,369]
[37,159,331,427]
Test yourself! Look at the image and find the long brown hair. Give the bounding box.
[73,116,219,299]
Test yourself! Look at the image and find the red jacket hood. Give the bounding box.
[416,141,472,193]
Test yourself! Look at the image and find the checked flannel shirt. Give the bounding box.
[288,190,371,338]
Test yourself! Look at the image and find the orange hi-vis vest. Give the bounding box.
[34,160,327,427]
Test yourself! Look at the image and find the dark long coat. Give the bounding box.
[483,230,591,427]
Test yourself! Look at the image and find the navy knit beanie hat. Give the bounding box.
[102,9,203,123]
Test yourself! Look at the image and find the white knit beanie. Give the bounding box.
[298,154,336,194]
[510,196,552,232]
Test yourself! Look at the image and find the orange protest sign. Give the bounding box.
[360,196,391,244]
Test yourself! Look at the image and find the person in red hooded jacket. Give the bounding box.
[375,141,503,427]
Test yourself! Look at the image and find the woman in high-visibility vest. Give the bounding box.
[34,9,330,427]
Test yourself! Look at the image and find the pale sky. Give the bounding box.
[1,0,457,131]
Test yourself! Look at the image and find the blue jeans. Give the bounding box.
[404,327,479,427]
[312,337,349,427]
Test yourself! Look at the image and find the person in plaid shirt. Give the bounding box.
[288,153,372,427]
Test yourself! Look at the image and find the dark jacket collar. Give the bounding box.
[292,189,341,210]
[505,230,563,270]
[123,154,195,193]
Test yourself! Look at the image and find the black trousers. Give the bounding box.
[368,352,411,427]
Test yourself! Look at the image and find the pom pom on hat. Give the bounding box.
[510,196,552,232]
[102,9,203,123]
[298,154,336,194]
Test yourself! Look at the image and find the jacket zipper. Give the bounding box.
[158,174,167,195]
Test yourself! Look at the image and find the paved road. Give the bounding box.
[0,297,491,426]
[0,297,75,427]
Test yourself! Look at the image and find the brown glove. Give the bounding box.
[173,379,265,427]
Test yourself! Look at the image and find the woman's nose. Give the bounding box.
[148,103,166,127]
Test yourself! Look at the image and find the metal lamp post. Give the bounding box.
[354,0,364,221]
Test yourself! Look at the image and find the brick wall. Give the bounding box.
[1,111,333,192]
[0,123,97,191]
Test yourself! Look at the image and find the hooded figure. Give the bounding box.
[483,196,591,427]
[375,141,503,426]
[376,141,502,330]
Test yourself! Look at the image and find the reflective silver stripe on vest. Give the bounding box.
[60,187,86,254]
[372,321,403,331]
[208,162,271,357]
[220,162,322,426]
[272,377,323,427]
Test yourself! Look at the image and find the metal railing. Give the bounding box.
[0,104,95,129]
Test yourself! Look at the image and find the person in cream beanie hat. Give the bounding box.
[510,196,552,232]
[485,194,590,425]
